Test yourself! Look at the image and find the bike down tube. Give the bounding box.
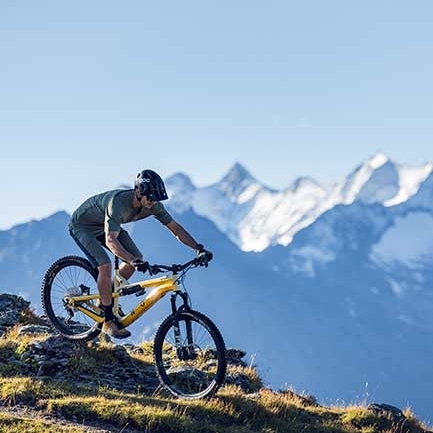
[118,277,179,327]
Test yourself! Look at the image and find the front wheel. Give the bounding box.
[153,310,227,399]
[41,255,101,341]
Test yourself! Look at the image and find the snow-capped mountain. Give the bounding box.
[166,163,329,251]
[1,152,433,423]
[166,153,433,251]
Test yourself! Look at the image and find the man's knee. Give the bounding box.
[98,262,112,277]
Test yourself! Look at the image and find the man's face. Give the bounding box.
[140,196,155,209]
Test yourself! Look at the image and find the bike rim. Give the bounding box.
[46,262,99,337]
[156,314,224,399]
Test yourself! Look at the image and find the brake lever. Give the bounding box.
[149,265,160,275]
[197,256,209,267]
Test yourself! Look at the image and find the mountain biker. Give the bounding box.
[68,169,212,339]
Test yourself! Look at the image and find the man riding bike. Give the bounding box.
[69,169,212,338]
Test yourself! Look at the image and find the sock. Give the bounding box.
[100,304,115,321]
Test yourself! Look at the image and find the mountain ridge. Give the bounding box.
[166,152,433,251]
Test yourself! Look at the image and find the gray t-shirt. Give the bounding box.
[70,189,173,237]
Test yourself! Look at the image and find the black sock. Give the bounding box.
[100,304,115,321]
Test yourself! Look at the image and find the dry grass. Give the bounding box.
[0,377,430,433]
[0,333,430,433]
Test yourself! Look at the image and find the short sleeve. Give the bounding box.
[152,202,173,225]
[104,195,122,233]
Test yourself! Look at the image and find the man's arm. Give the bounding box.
[166,220,200,250]
[105,231,141,265]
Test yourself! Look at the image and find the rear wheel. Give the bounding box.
[153,310,226,399]
[41,256,101,341]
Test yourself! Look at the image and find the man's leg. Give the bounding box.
[98,262,113,307]
[69,229,130,339]
[119,262,136,280]
[98,262,131,338]
[117,230,143,280]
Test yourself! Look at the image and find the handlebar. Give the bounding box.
[149,258,198,275]
[140,256,212,276]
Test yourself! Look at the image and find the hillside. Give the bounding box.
[0,294,430,433]
[2,154,433,422]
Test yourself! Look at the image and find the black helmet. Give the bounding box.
[134,169,169,201]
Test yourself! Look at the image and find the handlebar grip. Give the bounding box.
[197,251,212,267]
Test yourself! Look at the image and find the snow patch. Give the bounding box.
[387,278,404,296]
[384,163,433,206]
[370,152,388,169]
[291,245,335,264]
[371,212,433,268]
[289,245,335,277]
[340,153,389,204]
[237,184,261,204]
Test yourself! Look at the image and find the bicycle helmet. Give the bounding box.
[134,169,169,201]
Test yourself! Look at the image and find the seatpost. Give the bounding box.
[113,256,121,291]
[113,256,128,290]
[112,256,121,316]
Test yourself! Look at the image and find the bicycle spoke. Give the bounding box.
[41,256,101,341]
[154,311,226,399]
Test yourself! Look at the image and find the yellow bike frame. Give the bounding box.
[65,268,181,328]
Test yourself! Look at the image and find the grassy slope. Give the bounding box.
[0,327,430,433]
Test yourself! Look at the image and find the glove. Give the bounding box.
[195,244,213,267]
[132,259,150,273]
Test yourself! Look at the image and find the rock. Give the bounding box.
[0,293,31,334]
[226,348,247,366]
[367,403,406,422]
[18,324,51,336]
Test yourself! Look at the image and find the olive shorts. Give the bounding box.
[69,227,142,268]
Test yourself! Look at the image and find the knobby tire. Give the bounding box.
[153,310,227,399]
[41,255,101,342]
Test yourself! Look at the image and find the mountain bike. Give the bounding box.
[40,254,227,399]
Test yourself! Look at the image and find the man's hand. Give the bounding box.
[132,259,151,273]
[195,244,213,267]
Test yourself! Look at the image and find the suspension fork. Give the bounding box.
[170,292,195,359]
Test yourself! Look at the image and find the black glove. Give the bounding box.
[195,244,213,267]
[132,259,150,273]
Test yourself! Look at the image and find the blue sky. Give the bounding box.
[1,1,432,230]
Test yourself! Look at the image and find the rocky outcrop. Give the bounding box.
[0,293,31,334]
[0,293,253,395]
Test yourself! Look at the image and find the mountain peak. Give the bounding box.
[165,173,196,212]
[222,162,255,184]
[216,163,259,199]
[367,152,389,169]
[166,172,195,190]
[290,176,323,193]
[340,152,394,204]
